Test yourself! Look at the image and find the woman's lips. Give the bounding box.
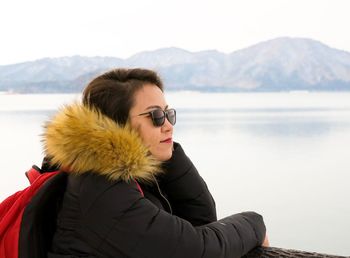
[160,138,172,143]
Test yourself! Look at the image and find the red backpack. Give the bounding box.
[0,166,67,258]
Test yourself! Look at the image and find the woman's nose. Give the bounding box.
[161,117,173,132]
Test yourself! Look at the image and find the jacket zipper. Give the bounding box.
[152,174,173,215]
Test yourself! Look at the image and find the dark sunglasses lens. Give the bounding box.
[166,109,176,125]
[151,109,165,127]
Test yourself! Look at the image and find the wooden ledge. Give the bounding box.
[244,246,348,258]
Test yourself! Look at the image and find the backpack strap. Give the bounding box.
[25,166,42,184]
[134,179,144,197]
[19,172,67,258]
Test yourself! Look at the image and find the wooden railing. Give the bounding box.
[244,246,349,258]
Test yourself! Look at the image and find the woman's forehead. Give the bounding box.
[133,84,167,110]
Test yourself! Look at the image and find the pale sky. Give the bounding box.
[1,0,350,65]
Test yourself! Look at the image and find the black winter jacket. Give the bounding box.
[43,104,266,258]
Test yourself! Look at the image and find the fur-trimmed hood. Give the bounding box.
[42,103,162,182]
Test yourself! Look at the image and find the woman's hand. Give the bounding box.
[262,234,270,247]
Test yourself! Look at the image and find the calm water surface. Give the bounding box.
[1,92,349,256]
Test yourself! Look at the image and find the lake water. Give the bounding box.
[1,91,349,256]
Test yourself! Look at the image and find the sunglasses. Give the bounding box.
[138,108,176,127]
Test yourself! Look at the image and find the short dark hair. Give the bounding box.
[82,68,164,125]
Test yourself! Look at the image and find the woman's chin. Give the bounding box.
[152,147,173,161]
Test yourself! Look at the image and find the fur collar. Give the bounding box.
[42,103,162,183]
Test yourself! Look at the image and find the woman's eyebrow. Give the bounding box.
[145,105,169,110]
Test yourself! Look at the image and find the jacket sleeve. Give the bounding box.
[81,182,266,258]
[159,142,217,226]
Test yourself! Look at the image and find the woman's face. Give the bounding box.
[129,84,174,161]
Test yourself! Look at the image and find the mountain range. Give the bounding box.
[1,37,350,93]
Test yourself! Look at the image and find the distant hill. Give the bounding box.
[1,37,350,93]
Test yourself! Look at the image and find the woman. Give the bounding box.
[44,68,268,258]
